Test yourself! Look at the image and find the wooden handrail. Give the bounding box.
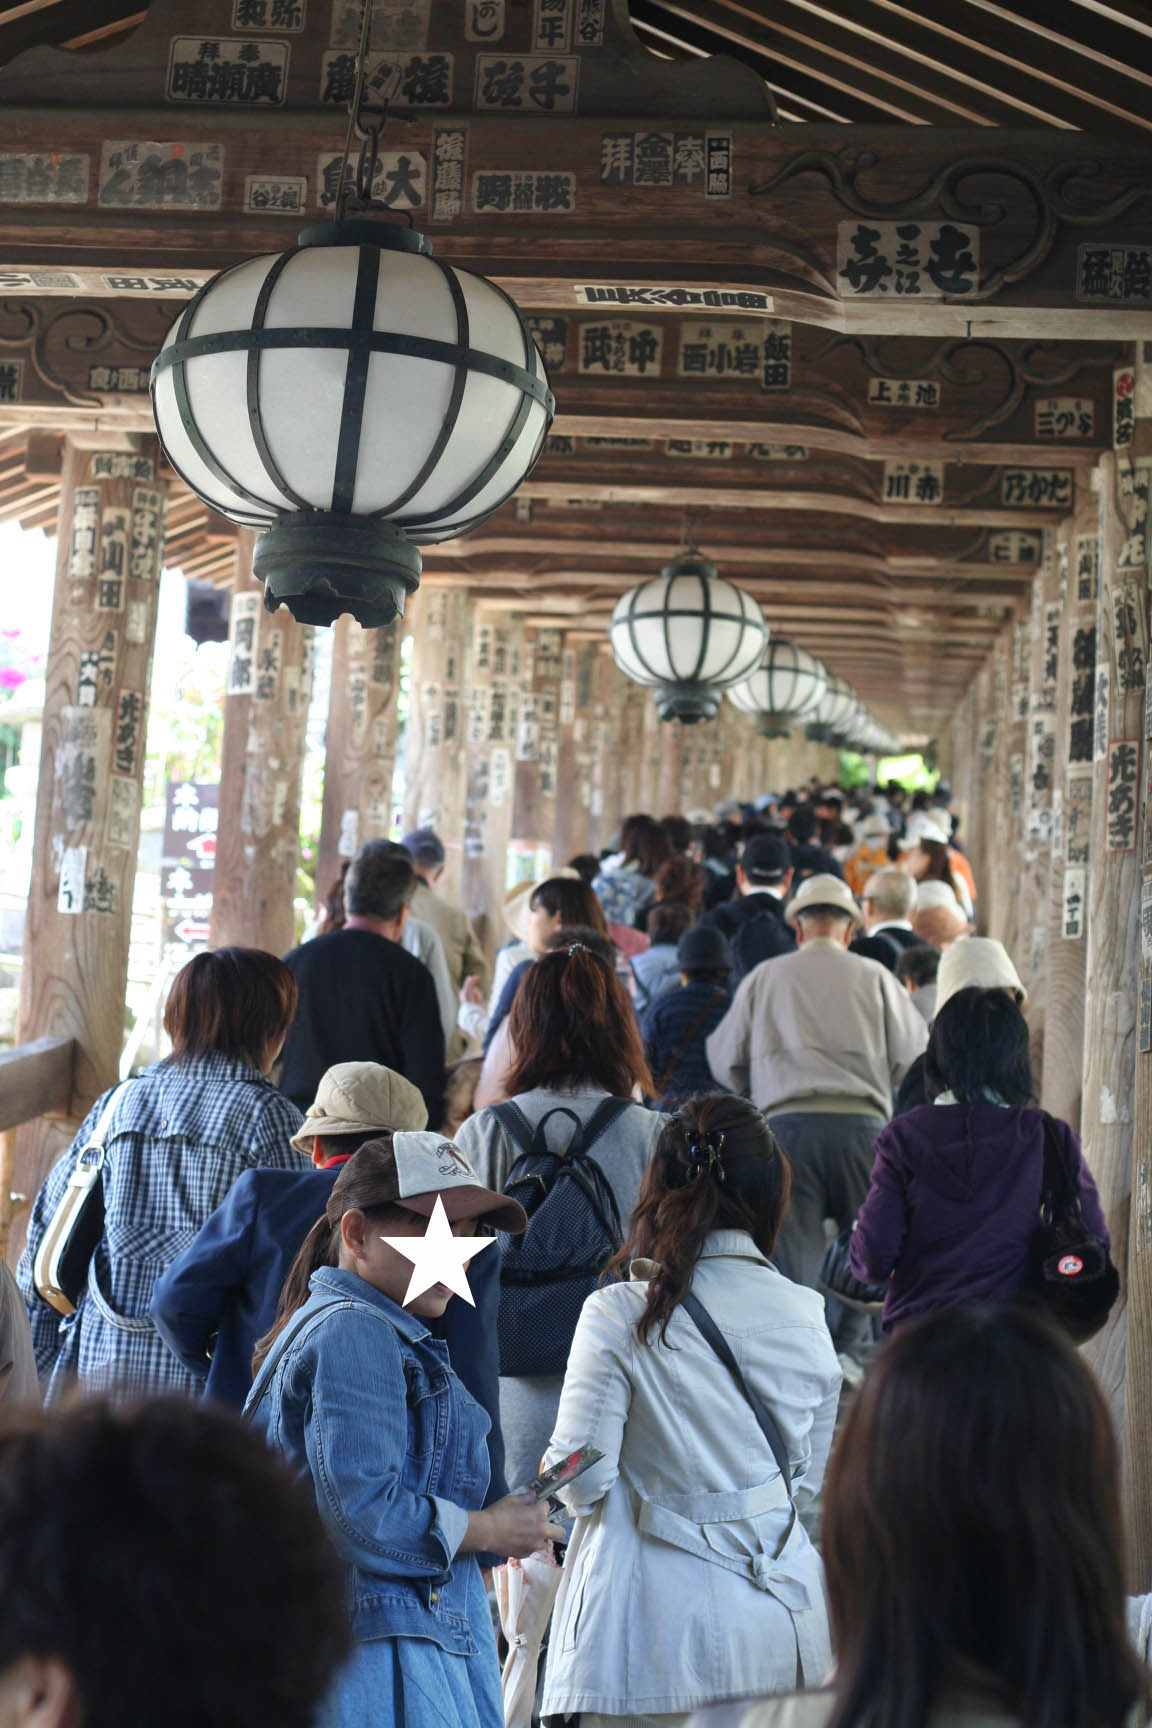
[0,1036,76,1134]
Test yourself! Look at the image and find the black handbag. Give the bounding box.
[818,1225,887,1311]
[1024,1112,1119,1344]
[31,1082,129,1317]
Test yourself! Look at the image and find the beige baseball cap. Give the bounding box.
[291,1061,428,1155]
[328,1133,528,1233]
[784,872,864,929]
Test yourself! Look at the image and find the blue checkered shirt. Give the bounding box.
[17,1052,305,1404]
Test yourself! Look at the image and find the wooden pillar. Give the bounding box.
[509,625,562,883]
[553,637,594,865]
[613,677,647,839]
[657,720,686,815]
[1042,484,1098,1130]
[402,584,471,898]
[314,615,402,909]
[460,610,524,955]
[1019,538,1062,1078]
[1081,449,1148,1435]
[979,631,1016,946]
[210,531,314,955]
[13,437,168,1218]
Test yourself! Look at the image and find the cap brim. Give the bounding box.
[290,1114,417,1152]
[404,1187,528,1234]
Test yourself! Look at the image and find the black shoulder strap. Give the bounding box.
[489,1099,539,1160]
[578,1096,632,1154]
[1039,1110,1081,1220]
[680,1291,792,1499]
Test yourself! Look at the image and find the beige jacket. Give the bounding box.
[696,1689,1025,1728]
[410,880,488,992]
[541,1234,840,1716]
[705,937,927,1117]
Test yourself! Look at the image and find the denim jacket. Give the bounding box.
[245,1267,491,1650]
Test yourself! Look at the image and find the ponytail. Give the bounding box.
[609,1095,791,1345]
[252,1215,337,1377]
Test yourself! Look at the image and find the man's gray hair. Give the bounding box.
[345,840,416,922]
[862,867,916,920]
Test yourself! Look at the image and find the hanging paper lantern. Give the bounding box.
[609,549,768,723]
[152,221,553,628]
[726,639,828,737]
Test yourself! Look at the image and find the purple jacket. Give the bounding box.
[849,1102,1108,1333]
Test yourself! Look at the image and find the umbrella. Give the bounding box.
[494,1545,563,1728]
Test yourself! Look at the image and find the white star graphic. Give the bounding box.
[381,1195,495,1308]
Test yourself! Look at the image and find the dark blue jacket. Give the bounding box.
[641,980,733,1107]
[150,1164,507,1502]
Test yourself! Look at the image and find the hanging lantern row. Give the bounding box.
[609,547,768,724]
[725,638,827,737]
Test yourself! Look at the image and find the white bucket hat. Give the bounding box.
[936,937,1026,1014]
[784,873,863,929]
[915,819,951,847]
[914,880,962,912]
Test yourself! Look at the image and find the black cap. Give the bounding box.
[740,833,791,882]
[677,925,732,974]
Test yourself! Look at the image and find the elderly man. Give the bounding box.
[860,865,923,958]
[706,874,927,1352]
[401,826,489,996]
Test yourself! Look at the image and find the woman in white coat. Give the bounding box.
[541,1095,842,1728]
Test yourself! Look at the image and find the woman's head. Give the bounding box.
[653,855,703,909]
[824,1307,1147,1728]
[924,985,1032,1105]
[504,938,652,1098]
[525,875,608,953]
[163,948,297,1071]
[648,901,696,949]
[622,815,673,878]
[614,1095,791,1344]
[253,1134,525,1368]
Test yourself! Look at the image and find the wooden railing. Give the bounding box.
[0,1036,76,1258]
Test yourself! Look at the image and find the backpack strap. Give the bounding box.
[577,1096,633,1154]
[680,1291,792,1500]
[489,1099,540,1160]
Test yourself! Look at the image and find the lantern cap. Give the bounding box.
[653,681,722,724]
[296,219,432,256]
[253,515,421,629]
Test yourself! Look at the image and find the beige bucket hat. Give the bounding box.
[936,936,1027,1014]
[290,1061,428,1155]
[784,872,864,929]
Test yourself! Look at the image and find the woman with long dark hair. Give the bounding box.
[849,986,1107,1331]
[457,939,666,1492]
[722,1306,1150,1728]
[540,1095,841,1725]
[481,874,609,1055]
[593,813,675,927]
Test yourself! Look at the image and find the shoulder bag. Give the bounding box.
[818,1225,887,1312]
[1024,1112,1118,1344]
[32,1083,128,1317]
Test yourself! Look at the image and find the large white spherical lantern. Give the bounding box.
[806,673,857,741]
[609,550,768,724]
[726,639,827,737]
[151,222,554,627]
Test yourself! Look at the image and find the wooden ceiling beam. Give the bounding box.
[952,0,1152,93]
[518,478,1062,528]
[636,0,1020,125]
[0,0,138,65]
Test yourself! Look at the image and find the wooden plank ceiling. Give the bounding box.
[0,0,1146,742]
[3,0,1152,132]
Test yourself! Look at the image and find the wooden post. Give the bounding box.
[1019,539,1062,1078]
[553,637,593,866]
[1081,449,1148,1432]
[461,610,524,956]
[1042,484,1099,1130]
[402,584,471,899]
[509,625,562,883]
[13,437,168,1227]
[657,720,686,815]
[210,532,314,955]
[314,614,402,909]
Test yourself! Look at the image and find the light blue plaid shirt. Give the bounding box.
[17,1052,305,1404]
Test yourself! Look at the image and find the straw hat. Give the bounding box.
[936,937,1027,1014]
[291,1061,428,1154]
[784,873,863,929]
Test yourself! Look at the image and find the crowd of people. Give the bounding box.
[0,777,1138,1728]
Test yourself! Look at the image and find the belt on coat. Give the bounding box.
[627,1476,813,1611]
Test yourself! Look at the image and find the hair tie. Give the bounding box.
[683,1128,727,1184]
[567,941,588,956]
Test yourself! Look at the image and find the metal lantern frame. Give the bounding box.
[609,549,769,724]
[151,221,554,628]
[726,639,828,738]
[806,673,858,742]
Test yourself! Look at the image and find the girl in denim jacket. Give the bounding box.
[247,1133,562,1728]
